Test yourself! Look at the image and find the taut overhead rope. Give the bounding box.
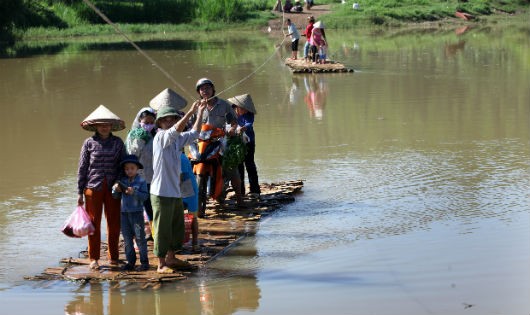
[82,0,195,100]
[82,0,288,102]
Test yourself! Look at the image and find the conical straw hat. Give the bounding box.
[313,21,325,29]
[80,104,125,132]
[149,88,188,111]
[227,94,257,114]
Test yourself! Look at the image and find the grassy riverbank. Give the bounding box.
[1,0,528,44]
[323,0,529,28]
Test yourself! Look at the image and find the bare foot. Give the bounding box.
[166,257,192,269]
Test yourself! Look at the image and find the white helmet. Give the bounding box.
[195,78,215,93]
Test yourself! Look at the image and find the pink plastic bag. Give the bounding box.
[61,206,95,238]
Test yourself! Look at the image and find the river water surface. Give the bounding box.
[0,24,529,315]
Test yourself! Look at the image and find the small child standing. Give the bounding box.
[112,154,150,271]
[318,44,327,64]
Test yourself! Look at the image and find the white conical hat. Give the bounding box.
[149,88,188,111]
[313,21,325,29]
[80,104,125,132]
[227,94,257,114]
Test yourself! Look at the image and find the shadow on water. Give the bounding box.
[1,39,198,58]
[0,30,270,58]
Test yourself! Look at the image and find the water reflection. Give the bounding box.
[62,274,261,315]
[288,75,329,120]
[444,26,472,58]
[303,75,328,120]
[63,240,261,315]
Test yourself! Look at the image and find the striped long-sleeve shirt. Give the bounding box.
[77,134,125,194]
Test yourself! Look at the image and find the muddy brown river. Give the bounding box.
[0,24,528,315]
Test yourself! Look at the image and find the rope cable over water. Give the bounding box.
[82,0,288,102]
[81,0,195,100]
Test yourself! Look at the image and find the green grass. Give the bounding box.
[321,0,528,27]
[2,0,529,44]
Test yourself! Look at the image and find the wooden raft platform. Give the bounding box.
[285,58,354,73]
[26,180,303,284]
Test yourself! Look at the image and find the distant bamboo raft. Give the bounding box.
[285,58,354,73]
[26,180,304,285]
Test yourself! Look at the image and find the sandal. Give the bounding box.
[157,266,174,274]
[89,261,99,270]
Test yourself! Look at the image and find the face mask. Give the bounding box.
[140,122,155,132]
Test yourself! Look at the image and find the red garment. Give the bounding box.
[85,180,121,261]
[304,22,314,38]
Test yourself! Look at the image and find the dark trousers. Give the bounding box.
[121,211,148,266]
[144,183,153,221]
[238,142,260,195]
[311,45,318,62]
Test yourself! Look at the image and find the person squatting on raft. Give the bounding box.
[150,102,206,274]
[227,94,261,198]
[193,78,244,207]
[125,107,156,240]
[78,105,126,270]
[112,154,150,271]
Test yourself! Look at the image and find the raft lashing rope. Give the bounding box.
[82,0,288,102]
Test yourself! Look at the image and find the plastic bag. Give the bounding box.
[61,206,95,238]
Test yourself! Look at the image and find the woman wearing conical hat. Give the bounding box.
[125,106,156,238]
[227,94,261,198]
[78,105,126,270]
[124,88,189,236]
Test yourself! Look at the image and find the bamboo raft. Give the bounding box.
[285,58,354,73]
[26,180,303,284]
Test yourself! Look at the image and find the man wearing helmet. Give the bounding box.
[192,78,243,207]
[193,78,237,133]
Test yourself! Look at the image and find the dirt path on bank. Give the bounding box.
[266,4,331,34]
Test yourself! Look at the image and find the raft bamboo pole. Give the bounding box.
[26,180,304,284]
